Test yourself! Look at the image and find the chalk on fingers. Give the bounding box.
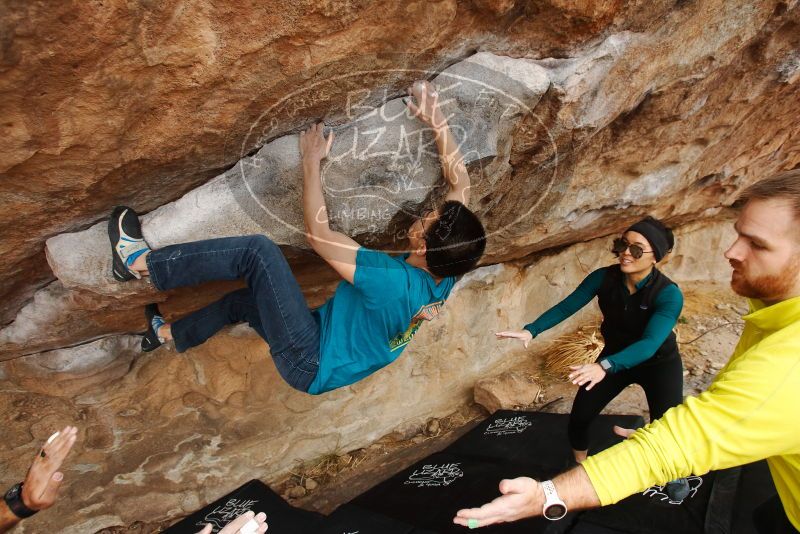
[240,518,261,534]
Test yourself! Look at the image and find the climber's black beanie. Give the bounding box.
[626,217,672,262]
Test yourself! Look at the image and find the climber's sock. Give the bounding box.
[125,247,150,269]
[151,313,165,338]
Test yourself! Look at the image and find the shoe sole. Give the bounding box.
[141,303,163,352]
[108,206,141,282]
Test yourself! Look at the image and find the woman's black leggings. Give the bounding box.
[568,354,684,451]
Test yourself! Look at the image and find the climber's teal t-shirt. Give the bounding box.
[307,247,456,394]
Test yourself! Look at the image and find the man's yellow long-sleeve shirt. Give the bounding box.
[582,294,800,530]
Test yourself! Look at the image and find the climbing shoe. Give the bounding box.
[142,303,166,352]
[108,206,150,281]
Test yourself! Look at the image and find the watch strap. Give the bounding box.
[542,480,558,501]
[4,483,37,519]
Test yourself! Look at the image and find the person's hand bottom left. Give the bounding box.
[21,426,78,511]
[197,511,268,534]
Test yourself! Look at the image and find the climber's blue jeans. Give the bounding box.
[146,235,320,392]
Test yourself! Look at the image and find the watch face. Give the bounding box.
[544,503,567,520]
[5,484,20,500]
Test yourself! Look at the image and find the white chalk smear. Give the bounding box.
[239,518,260,534]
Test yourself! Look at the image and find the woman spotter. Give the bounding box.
[496,217,690,501]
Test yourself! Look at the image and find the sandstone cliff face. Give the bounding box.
[3,0,798,323]
[0,0,799,531]
[0,0,673,324]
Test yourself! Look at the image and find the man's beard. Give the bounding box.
[730,253,800,302]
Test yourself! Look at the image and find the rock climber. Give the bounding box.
[107,80,486,395]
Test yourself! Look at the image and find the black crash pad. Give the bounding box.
[576,471,723,534]
[446,411,645,472]
[731,460,780,534]
[350,411,645,533]
[163,477,431,534]
[164,479,323,534]
[320,503,438,534]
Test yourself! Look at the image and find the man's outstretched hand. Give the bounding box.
[21,426,78,512]
[197,511,268,534]
[453,477,542,528]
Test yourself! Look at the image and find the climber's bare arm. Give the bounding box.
[406,80,470,206]
[300,123,358,284]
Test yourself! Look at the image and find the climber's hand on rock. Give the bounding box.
[300,122,334,164]
[495,330,534,349]
[406,80,446,130]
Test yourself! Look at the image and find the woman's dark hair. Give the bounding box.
[424,200,486,278]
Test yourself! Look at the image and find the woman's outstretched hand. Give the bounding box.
[495,329,534,349]
[568,363,606,391]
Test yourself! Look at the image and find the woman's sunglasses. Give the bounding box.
[611,237,653,260]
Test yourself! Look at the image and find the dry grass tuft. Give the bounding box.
[542,327,605,380]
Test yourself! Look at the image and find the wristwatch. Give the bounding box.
[541,480,568,520]
[4,483,37,519]
[599,359,612,371]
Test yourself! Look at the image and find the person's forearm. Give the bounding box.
[432,121,469,200]
[603,321,673,372]
[0,501,22,533]
[524,299,581,338]
[524,268,604,337]
[302,158,331,239]
[553,466,602,512]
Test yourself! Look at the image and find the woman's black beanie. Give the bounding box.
[626,217,673,262]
